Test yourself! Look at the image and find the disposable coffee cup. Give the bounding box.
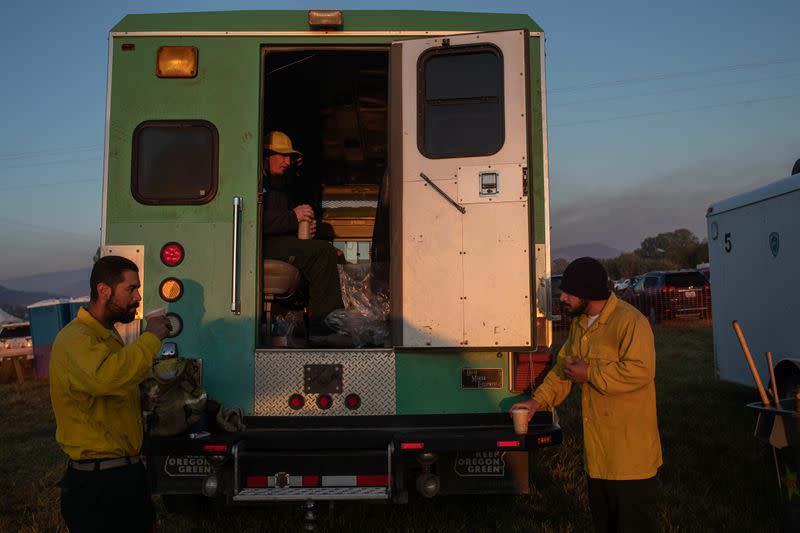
[511,408,530,435]
[144,308,166,320]
[297,220,310,240]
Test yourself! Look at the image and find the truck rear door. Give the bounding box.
[390,30,534,349]
[104,38,259,410]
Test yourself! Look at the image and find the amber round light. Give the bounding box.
[160,242,185,267]
[159,278,183,302]
[288,394,304,410]
[345,394,361,410]
[316,394,333,410]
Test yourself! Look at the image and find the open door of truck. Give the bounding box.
[390,30,534,350]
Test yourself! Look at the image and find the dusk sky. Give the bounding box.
[1,0,798,279]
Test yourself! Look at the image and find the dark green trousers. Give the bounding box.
[265,235,343,318]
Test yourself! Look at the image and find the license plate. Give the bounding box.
[684,291,696,298]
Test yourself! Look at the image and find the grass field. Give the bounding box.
[0,324,779,532]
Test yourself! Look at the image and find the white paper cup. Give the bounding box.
[511,408,530,435]
[144,308,166,320]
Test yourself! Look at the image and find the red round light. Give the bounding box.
[160,242,185,267]
[288,394,304,410]
[345,394,361,410]
[316,394,333,410]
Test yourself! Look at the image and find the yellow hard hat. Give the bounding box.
[265,131,301,155]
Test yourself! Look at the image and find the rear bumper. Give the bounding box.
[145,412,561,501]
[145,412,560,455]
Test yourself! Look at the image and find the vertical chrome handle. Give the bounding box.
[230,196,242,314]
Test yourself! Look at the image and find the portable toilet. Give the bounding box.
[28,299,70,378]
[68,297,91,321]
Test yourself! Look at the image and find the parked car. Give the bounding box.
[628,270,711,323]
[551,274,564,324]
[0,322,33,359]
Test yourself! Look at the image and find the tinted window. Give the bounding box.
[643,277,658,288]
[665,272,708,288]
[132,120,218,205]
[419,47,504,158]
[0,325,30,339]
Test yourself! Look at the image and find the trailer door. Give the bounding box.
[390,30,533,349]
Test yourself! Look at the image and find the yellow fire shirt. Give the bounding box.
[533,294,663,480]
[50,307,161,460]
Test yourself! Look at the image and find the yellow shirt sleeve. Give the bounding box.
[587,317,655,395]
[65,331,162,397]
[532,333,574,410]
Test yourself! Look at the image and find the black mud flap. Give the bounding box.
[149,455,213,494]
[436,450,528,495]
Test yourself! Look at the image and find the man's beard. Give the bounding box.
[564,298,589,317]
[107,296,138,324]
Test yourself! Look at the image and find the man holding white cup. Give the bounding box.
[510,257,661,532]
[261,131,344,338]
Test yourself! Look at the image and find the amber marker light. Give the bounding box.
[159,278,183,302]
[156,46,198,78]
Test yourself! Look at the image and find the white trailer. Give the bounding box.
[706,172,800,393]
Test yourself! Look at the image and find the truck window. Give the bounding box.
[418,45,504,158]
[131,120,218,205]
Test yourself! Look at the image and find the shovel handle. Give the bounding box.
[766,351,781,409]
[732,320,771,407]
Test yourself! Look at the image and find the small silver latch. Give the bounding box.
[479,171,499,196]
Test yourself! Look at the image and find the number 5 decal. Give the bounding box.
[724,232,732,253]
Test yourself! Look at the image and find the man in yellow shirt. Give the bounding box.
[50,256,171,532]
[511,257,662,532]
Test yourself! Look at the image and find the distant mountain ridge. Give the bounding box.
[552,243,622,261]
[0,267,91,298]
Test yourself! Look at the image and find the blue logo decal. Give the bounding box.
[769,232,780,257]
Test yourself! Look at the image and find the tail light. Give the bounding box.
[316,394,333,410]
[345,393,361,410]
[288,394,305,410]
[661,285,676,293]
[511,348,552,393]
[160,242,185,266]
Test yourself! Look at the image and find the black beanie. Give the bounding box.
[559,257,611,300]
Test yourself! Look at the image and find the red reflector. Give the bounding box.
[316,394,332,409]
[513,350,552,392]
[160,242,185,267]
[497,440,521,448]
[357,475,389,487]
[288,394,305,410]
[302,475,321,487]
[203,444,228,453]
[400,442,425,450]
[245,475,268,488]
[345,393,361,410]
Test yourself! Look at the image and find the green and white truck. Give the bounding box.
[100,9,560,509]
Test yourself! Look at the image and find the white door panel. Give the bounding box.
[462,202,531,347]
[401,179,464,346]
[392,29,532,348]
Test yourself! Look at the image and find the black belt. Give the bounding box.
[68,456,141,471]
